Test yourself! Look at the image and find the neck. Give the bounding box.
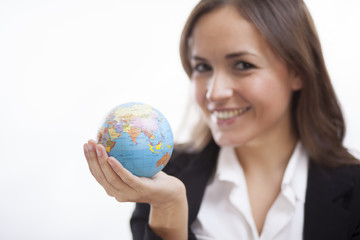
[235,129,298,176]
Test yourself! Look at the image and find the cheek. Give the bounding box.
[251,75,293,101]
[193,80,208,107]
[244,77,294,119]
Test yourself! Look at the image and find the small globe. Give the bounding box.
[97,102,174,178]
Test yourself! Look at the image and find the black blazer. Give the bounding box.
[131,140,360,240]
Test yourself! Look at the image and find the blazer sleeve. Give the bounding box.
[351,165,360,240]
[129,149,192,240]
[352,225,360,240]
[130,202,198,240]
[129,142,218,240]
[130,203,162,240]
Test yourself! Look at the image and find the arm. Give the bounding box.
[84,140,188,240]
[353,225,360,240]
[149,185,188,240]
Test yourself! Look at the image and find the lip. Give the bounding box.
[210,106,251,126]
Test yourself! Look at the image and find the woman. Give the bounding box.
[84,0,360,239]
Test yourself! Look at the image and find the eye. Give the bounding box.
[235,61,255,70]
[194,63,212,73]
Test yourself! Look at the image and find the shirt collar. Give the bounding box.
[215,142,309,203]
[281,142,309,203]
[215,146,245,187]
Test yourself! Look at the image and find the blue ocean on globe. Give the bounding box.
[97,102,174,178]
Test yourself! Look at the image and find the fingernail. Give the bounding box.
[96,146,102,157]
[84,144,88,153]
[88,144,92,151]
[108,158,114,167]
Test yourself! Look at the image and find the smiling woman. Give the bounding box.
[189,6,303,149]
[179,0,359,169]
[133,0,360,239]
[1,0,359,239]
[83,0,360,240]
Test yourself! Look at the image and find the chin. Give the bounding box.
[211,130,247,148]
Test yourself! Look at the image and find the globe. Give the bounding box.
[97,102,174,178]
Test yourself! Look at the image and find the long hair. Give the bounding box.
[179,0,359,167]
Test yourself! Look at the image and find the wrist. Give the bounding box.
[149,183,188,240]
[151,180,187,210]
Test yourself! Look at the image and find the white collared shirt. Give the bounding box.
[191,142,309,240]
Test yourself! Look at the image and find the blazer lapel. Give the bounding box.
[304,162,354,240]
[178,142,357,239]
[178,140,220,225]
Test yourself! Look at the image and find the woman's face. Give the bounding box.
[190,6,302,148]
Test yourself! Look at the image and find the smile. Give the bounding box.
[212,106,251,120]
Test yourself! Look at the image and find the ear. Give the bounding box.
[290,73,303,91]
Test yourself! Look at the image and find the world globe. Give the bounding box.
[97,102,174,178]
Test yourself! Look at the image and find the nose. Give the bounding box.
[206,71,234,102]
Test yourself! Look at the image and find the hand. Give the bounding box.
[83,140,185,208]
[84,140,188,240]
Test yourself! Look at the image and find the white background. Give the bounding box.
[0,0,359,239]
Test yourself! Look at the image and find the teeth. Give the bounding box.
[213,107,249,120]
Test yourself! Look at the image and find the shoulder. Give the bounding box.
[304,162,360,239]
[331,163,360,175]
[334,164,360,193]
[308,161,360,192]
[326,164,360,231]
[312,162,360,183]
[163,139,220,177]
[308,162,360,218]
[163,147,196,171]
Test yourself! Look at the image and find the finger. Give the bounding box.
[108,157,142,191]
[95,144,132,191]
[87,140,107,183]
[84,143,95,176]
[86,140,118,196]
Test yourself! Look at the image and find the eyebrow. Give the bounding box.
[192,56,207,61]
[191,51,257,61]
[226,51,257,59]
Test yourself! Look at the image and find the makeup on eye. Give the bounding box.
[192,60,255,74]
[194,63,213,73]
[234,61,255,71]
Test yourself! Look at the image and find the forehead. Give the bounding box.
[190,6,272,57]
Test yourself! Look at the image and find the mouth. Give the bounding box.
[209,106,251,126]
[212,106,251,120]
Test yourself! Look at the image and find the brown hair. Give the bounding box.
[179,0,359,167]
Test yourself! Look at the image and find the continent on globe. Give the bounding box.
[148,141,162,153]
[109,126,121,140]
[129,127,141,143]
[97,102,174,178]
[157,152,171,168]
